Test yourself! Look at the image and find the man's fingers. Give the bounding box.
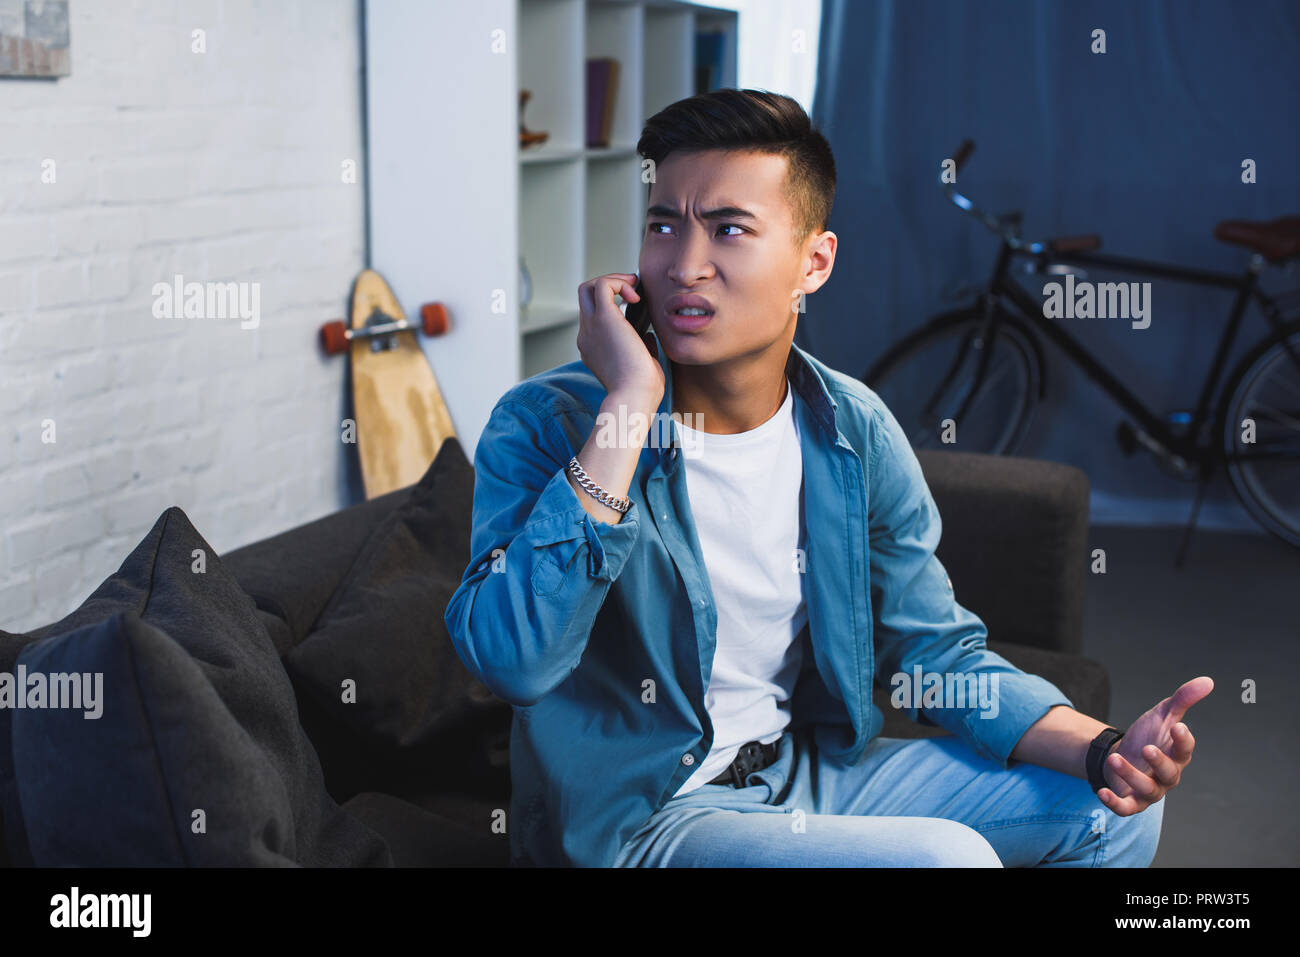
[608,276,641,307]
[1165,676,1214,722]
[1141,743,1182,788]
[1108,753,1162,800]
[580,274,643,324]
[1169,721,1196,762]
[1098,788,1143,817]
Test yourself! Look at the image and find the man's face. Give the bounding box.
[639,148,825,368]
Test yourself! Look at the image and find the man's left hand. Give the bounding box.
[1100,676,1214,816]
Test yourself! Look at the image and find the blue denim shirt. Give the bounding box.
[443,332,1073,867]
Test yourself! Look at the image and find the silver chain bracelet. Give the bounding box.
[567,456,631,514]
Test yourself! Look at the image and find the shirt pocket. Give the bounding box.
[530,538,582,597]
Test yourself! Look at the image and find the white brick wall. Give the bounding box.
[1,0,367,633]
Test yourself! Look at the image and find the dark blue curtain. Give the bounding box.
[806,0,1299,529]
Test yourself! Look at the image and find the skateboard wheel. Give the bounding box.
[420,302,449,337]
[320,320,350,355]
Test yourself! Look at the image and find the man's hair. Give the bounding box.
[637,88,836,250]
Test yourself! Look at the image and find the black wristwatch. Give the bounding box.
[1086,727,1125,795]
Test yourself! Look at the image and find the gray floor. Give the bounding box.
[1082,523,1300,867]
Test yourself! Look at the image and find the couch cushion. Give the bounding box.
[223,484,413,656]
[0,507,392,866]
[281,437,513,804]
[342,791,508,867]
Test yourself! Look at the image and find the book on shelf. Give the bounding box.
[586,57,620,148]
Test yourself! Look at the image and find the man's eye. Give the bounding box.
[646,223,745,237]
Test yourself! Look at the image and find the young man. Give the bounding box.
[444,89,1211,868]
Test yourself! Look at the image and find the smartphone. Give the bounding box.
[624,277,651,337]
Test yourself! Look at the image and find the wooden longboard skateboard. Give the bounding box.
[320,269,456,500]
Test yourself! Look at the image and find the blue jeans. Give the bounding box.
[612,725,1164,867]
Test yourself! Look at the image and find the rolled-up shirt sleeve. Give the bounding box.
[865,399,1073,768]
[443,397,641,707]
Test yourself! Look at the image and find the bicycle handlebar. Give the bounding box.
[951,139,975,175]
[939,139,1036,249]
[940,139,1101,256]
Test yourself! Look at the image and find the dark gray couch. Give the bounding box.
[231,444,1109,864]
[0,441,1106,867]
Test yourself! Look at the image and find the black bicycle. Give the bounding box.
[863,140,1300,559]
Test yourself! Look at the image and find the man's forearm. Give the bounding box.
[1009,705,1113,779]
[565,388,661,526]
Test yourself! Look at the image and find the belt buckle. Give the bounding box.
[729,741,764,788]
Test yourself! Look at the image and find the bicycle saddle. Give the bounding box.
[1213,216,1300,263]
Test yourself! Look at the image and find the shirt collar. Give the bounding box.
[648,330,842,462]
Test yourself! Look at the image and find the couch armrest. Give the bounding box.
[914,450,1090,655]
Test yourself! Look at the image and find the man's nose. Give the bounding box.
[667,226,714,285]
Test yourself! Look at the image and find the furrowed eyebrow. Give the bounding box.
[646,203,760,222]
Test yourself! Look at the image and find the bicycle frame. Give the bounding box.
[977,239,1297,466]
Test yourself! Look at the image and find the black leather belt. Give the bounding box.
[707,737,781,787]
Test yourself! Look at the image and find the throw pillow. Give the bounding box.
[0,506,392,866]
[283,437,512,803]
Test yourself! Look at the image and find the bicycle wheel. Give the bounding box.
[1219,320,1300,548]
[862,304,1043,455]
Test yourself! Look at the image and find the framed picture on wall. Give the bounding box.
[0,0,70,77]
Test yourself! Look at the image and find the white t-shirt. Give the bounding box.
[671,377,807,797]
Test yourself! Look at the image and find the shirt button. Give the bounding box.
[681,754,695,766]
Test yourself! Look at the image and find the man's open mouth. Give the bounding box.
[665,293,717,318]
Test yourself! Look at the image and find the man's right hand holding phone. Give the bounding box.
[567,273,665,524]
[576,272,663,406]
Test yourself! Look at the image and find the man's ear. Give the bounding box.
[802,229,837,294]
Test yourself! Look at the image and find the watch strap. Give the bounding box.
[1086,726,1125,794]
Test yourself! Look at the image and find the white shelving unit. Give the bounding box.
[518,0,738,378]
[366,0,737,457]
